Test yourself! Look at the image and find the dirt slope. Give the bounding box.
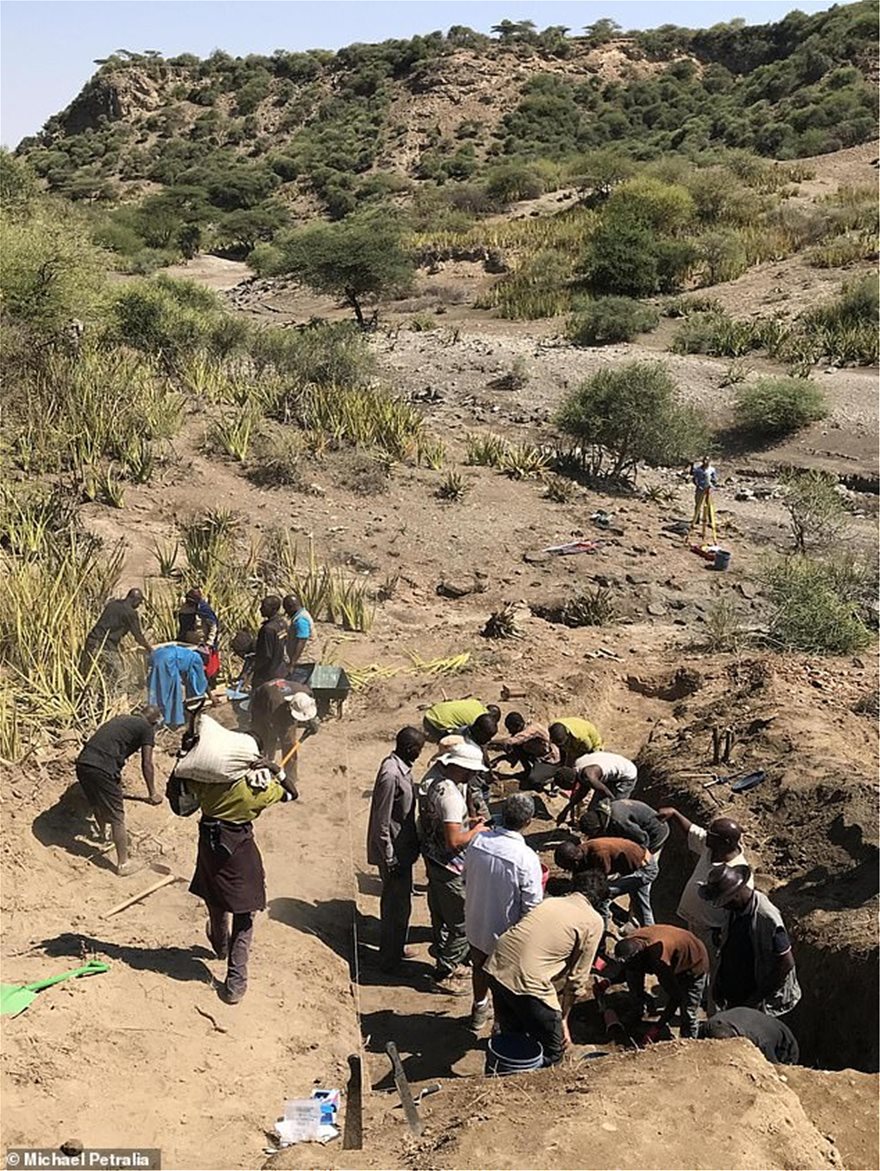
[273,1039,845,1171]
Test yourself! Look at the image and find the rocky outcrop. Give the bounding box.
[55,69,163,136]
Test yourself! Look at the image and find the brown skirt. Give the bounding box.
[189,819,266,914]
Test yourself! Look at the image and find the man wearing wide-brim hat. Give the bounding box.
[419,741,491,991]
[698,862,801,1018]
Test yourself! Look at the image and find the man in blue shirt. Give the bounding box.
[283,593,313,671]
[691,455,718,493]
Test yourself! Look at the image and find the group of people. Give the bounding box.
[367,697,802,1067]
[74,587,318,1002]
[83,588,315,728]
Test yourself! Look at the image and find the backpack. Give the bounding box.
[166,772,199,817]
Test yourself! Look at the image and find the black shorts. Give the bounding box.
[75,762,124,825]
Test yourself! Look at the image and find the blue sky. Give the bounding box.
[1,0,833,148]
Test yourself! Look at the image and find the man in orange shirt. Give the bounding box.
[614,925,709,1038]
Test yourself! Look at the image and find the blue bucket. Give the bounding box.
[714,549,732,571]
[485,1033,544,1076]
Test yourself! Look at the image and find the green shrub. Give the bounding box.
[734,377,827,439]
[250,322,375,386]
[697,228,749,285]
[582,218,658,297]
[484,162,546,204]
[764,555,871,654]
[662,294,723,318]
[801,274,879,331]
[671,311,764,357]
[806,234,874,269]
[567,297,659,346]
[799,275,879,364]
[436,470,469,502]
[465,433,508,468]
[107,275,249,358]
[781,469,847,553]
[0,205,107,338]
[606,177,696,234]
[247,429,310,489]
[556,360,709,482]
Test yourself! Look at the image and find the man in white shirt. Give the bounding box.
[555,751,639,825]
[656,808,752,1010]
[463,793,543,1031]
[420,741,489,989]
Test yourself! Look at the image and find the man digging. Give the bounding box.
[74,706,164,876]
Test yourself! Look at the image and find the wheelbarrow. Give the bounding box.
[288,663,351,719]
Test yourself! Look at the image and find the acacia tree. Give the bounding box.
[272,212,414,327]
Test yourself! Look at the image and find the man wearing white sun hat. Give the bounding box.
[420,740,490,989]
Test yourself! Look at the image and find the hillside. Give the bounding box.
[17,3,878,230]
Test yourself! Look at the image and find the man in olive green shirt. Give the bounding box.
[548,717,603,767]
[188,771,294,1004]
[423,698,500,742]
[484,871,608,1064]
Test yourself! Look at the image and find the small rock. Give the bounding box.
[61,1141,84,1157]
[523,550,551,564]
[738,581,758,599]
[647,602,667,616]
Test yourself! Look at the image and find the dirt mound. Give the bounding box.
[272,1040,844,1171]
[782,1065,880,1171]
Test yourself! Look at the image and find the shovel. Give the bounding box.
[1,959,109,1018]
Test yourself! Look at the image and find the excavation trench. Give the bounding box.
[637,767,880,1074]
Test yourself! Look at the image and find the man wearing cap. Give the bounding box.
[703,1007,799,1065]
[420,741,490,989]
[366,727,426,973]
[614,925,709,1039]
[463,793,544,1031]
[484,869,607,1064]
[83,588,153,682]
[579,799,669,926]
[657,807,751,1008]
[249,678,318,785]
[699,863,801,1018]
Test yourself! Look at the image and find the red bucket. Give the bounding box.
[541,863,550,891]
